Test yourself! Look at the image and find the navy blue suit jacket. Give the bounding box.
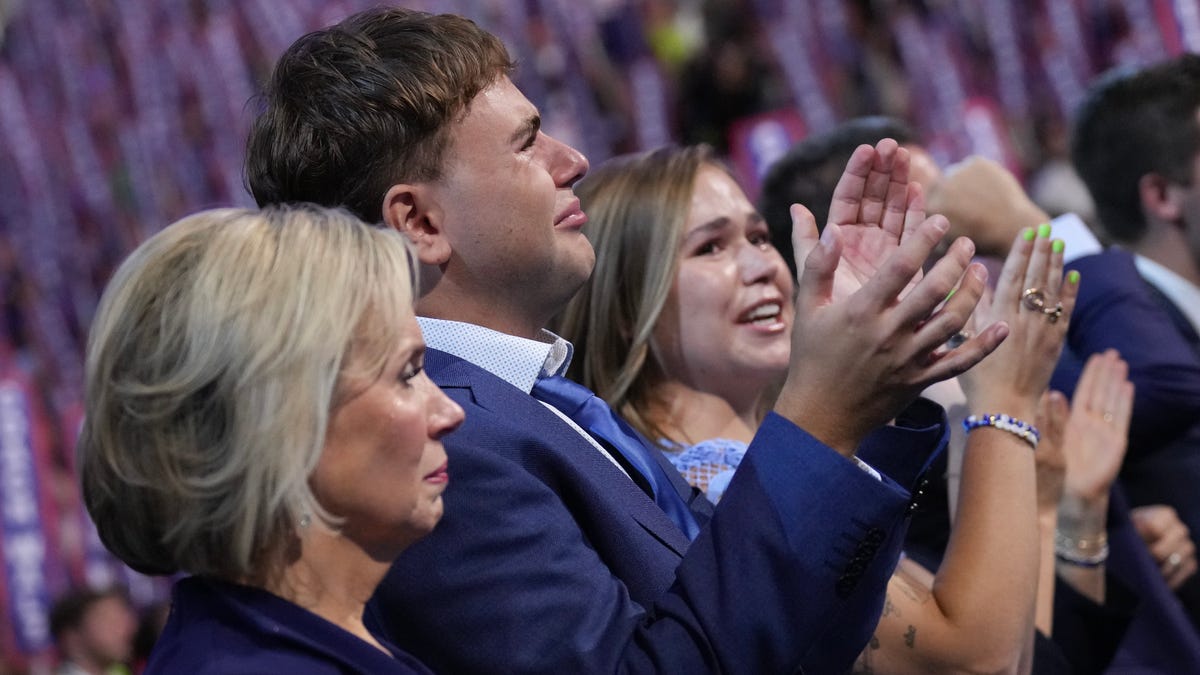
[147,577,431,674]
[369,348,945,674]
[1051,249,1200,650]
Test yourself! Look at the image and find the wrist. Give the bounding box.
[963,412,1041,450]
[1057,493,1109,536]
[1055,528,1109,567]
[772,390,864,458]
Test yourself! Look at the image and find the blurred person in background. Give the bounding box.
[77,205,463,673]
[1068,58,1200,627]
[48,588,136,675]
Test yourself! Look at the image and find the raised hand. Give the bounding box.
[958,224,1079,416]
[790,140,926,303]
[776,211,1002,457]
[1062,350,1133,503]
[1034,391,1069,517]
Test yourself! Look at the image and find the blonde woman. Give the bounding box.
[78,205,463,673]
[557,142,1078,674]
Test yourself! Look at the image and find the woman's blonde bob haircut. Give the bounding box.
[78,204,417,582]
[557,145,721,444]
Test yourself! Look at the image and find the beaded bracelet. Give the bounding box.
[1055,530,1110,567]
[962,413,1040,450]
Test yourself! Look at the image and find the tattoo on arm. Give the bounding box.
[904,625,917,648]
[882,595,899,617]
[851,635,880,674]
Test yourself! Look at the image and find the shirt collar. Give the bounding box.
[418,317,573,393]
[1133,255,1200,334]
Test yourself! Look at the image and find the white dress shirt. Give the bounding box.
[417,317,631,477]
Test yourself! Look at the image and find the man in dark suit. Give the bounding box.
[245,8,1001,673]
[1065,53,1200,627]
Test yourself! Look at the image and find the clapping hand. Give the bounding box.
[776,140,1005,456]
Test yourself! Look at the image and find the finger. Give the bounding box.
[796,223,842,315]
[1113,379,1135,439]
[1056,265,1081,329]
[827,144,879,227]
[1134,505,1174,539]
[1045,238,1066,299]
[992,227,1035,308]
[1042,390,1069,459]
[860,214,950,310]
[901,183,925,242]
[858,139,904,228]
[879,146,913,239]
[917,320,1009,386]
[1168,557,1197,590]
[1073,352,1106,413]
[1022,223,1053,299]
[790,203,820,281]
[897,234,976,331]
[911,262,988,355]
[1101,356,1130,418]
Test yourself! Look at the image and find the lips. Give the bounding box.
[424,461,449,484]
[555,197,588,229]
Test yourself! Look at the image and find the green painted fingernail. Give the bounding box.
[1068,270,1080,284]
[945,288,956,301]
[1022,228,1036,241]
[1037,223,1052,238]
[1052,239,1065,253]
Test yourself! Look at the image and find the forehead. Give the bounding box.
[451,76,537,144]
[684,164,754,229]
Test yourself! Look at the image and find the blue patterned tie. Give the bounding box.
[532,375,701,541]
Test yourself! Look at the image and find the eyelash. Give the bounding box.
[695,232,771,256]
[520,133,537,151]
[399,363,424,386]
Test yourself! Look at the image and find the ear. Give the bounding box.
[382,183,452,266]
[1139,172,1183,223]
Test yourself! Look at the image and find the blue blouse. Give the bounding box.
[660,437,747,504]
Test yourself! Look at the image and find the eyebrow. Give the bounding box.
[682,212,763,241]
[683,217,731,242]
[510,113,541,147]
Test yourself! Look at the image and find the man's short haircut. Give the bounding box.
[246,7,514,223]
[79,205,417,582]
[49,588,126,643]
[758,116,916,276]
[1070,54,1200,243]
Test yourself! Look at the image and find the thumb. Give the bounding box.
[790,204,819,276]
[797,222,841,313]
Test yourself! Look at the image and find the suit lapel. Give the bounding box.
[425,348,692,556]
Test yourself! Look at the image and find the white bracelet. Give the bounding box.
[962,413,1040,450]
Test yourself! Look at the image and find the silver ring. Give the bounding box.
[1168,551,1184,570]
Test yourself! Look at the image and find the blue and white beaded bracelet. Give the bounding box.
[962,413,1040,450]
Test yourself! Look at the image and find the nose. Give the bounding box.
[420,374,465,439]
[542,131,589,188]
[738,241,784,286]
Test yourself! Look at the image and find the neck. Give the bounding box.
[647,380,761,446]
[261,525,394,654]
[418,284,549,340]
[1132,223,1200,287]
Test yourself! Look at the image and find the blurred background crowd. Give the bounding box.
[1,0,1198,671]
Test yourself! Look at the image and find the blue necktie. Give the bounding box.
[531,375,701,541]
